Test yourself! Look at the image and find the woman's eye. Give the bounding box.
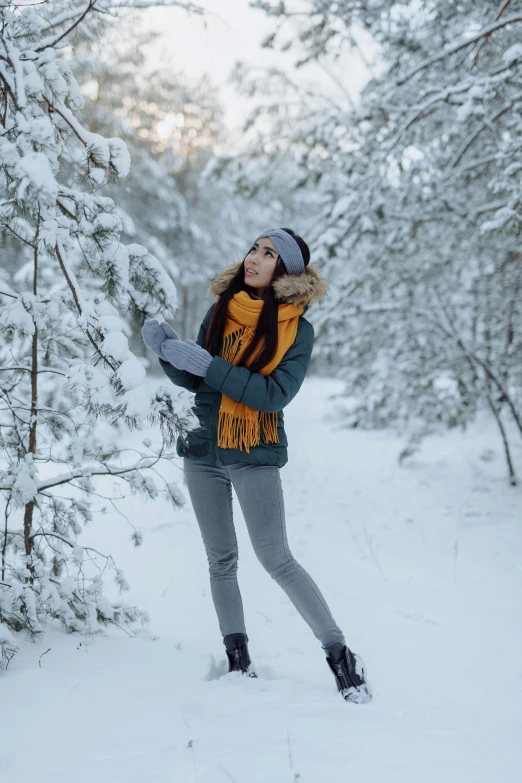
[249,247,273,257]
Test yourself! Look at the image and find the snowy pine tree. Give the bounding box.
[0,0,202,668]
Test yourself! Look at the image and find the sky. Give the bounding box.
[141,0,374,137]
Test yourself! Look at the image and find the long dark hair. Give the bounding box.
[205,227,310,373]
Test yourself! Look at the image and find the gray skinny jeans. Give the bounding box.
[183,457,345,650]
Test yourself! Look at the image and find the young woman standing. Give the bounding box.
[142,227,372,704]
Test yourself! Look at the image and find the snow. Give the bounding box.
[16,151,58,205]
[102,330,131,362]
[116,356,148,390]
[94,212,123,232]
[503,43,522,65]
[2,377,521,782]
[9,453,37,508]
[65,363,116,407]
[108,137,131,179]
[0,296,35,336]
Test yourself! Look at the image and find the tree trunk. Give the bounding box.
[23,240,39,576]
[23,328,37,557]
[182,284,189,341]
[1,497,10,581]
[486,392,517,486]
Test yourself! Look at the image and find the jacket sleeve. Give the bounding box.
[203,318,314,413]
[158,304,215,393]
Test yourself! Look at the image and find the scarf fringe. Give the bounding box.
[260,410,279,443]
[217,409,279,453]
[221,325,256,364]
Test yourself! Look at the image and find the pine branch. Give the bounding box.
[35,1,98,53]
[55,242,117,371]
[43,98,87,147]
[13,4,93,39]
[0,217,35,248]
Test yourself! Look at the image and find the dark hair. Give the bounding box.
[205,228,310,373]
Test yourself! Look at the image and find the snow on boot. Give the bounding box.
[324,642,372,704]
[224,632,257,678]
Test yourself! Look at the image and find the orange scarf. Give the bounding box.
[217,290,304,452]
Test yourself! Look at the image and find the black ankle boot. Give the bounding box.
[224,632,257,678]
[324,642,372,704]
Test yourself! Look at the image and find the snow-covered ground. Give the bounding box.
[2,377,521,783]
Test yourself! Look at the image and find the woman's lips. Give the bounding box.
[246,270,258,276]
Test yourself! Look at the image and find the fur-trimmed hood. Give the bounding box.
[208,261,328,307]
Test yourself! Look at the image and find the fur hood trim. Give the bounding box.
[208,262,328,307]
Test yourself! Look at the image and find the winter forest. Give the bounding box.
[1,1,521,781]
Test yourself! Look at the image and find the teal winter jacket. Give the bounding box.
[159,261,328,468]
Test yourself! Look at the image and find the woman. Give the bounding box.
[142,227,372,704]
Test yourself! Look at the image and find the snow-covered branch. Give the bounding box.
[397,14,522,85]
[36,454,160,492]
[111,0,204,10]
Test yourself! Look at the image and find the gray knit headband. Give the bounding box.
[251,227,306,276]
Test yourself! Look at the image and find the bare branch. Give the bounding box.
[36,456,159,492]
[0,366,67,377]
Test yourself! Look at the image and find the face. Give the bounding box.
[244,237,279,294]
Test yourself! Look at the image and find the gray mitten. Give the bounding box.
[161,338,213,377]
[142,319,167,360]
[160,322,180,341]
[142,320,180,361]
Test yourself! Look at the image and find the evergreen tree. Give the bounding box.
[0,0,201,669]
